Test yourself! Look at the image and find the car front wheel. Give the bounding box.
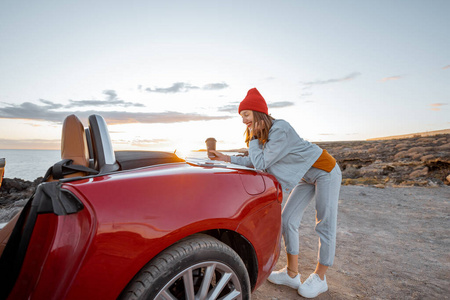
[119,234,251,300]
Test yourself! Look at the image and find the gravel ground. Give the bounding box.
[252,185,450,300]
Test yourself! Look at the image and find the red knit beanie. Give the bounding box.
[238,88,268,115]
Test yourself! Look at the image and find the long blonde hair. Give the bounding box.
[245,111,275,146]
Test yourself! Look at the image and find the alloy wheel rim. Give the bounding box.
[155,261,243,300]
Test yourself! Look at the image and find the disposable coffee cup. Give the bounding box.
[205,138,216,158]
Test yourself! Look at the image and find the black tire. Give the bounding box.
[119,234,251,300]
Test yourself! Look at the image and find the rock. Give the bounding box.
[420,154,435,162]
[428,179,442,186]
[342,166,360,179]
[409,167,429,179]
[317,133,450,187]
[0,177,41,207]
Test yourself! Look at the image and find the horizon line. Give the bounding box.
[1,128,449,151]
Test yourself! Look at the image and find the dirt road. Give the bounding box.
[252,185,450,299]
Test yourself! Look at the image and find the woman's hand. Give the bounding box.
[252,120,263,131]
[209,150,230,162]
[251,120,263,139]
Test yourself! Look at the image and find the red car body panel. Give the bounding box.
[6,162,282,299]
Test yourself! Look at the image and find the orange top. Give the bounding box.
[312,149,336,172]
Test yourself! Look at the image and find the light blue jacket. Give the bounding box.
[230,119,322,191]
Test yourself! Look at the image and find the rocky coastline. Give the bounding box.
[1,134,449,221]
[0,177,43,222]
[0,177,42,204]
[318,133,450,187]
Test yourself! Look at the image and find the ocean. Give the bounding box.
[1,149,60,181]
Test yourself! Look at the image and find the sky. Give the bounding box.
[0,0,449,154]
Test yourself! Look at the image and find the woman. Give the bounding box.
[210,88,341,298]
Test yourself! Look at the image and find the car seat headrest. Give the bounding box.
[61,114,90,168]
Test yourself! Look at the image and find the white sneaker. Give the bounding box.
[267,267,301,289]
[298,273,328,298]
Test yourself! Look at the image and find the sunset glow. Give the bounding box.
[0,1,449,151]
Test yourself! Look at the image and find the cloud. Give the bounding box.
[66,90,144,108]
[130,138,170,147]
[380,75,403,82]
[145,82,200,93]
[99,111,231,124]
[39,98,64,109]
[202,82,229,90]
[112,138,170,146]
[0,138,60,150]
[66,99,144,108]
[303,72,361,86]
[145,82,229,93]
[0,101,232,124]
[217,101,294,114]
[268,101,295,109]
[429,103,448,111]
[218,104,238,114]
[0,100,66,122]
[443,65,450,70]
[103,89,118,101]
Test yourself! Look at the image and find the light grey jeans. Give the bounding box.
[281,164,342,266]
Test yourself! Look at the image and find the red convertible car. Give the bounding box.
[0,114,282,299]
